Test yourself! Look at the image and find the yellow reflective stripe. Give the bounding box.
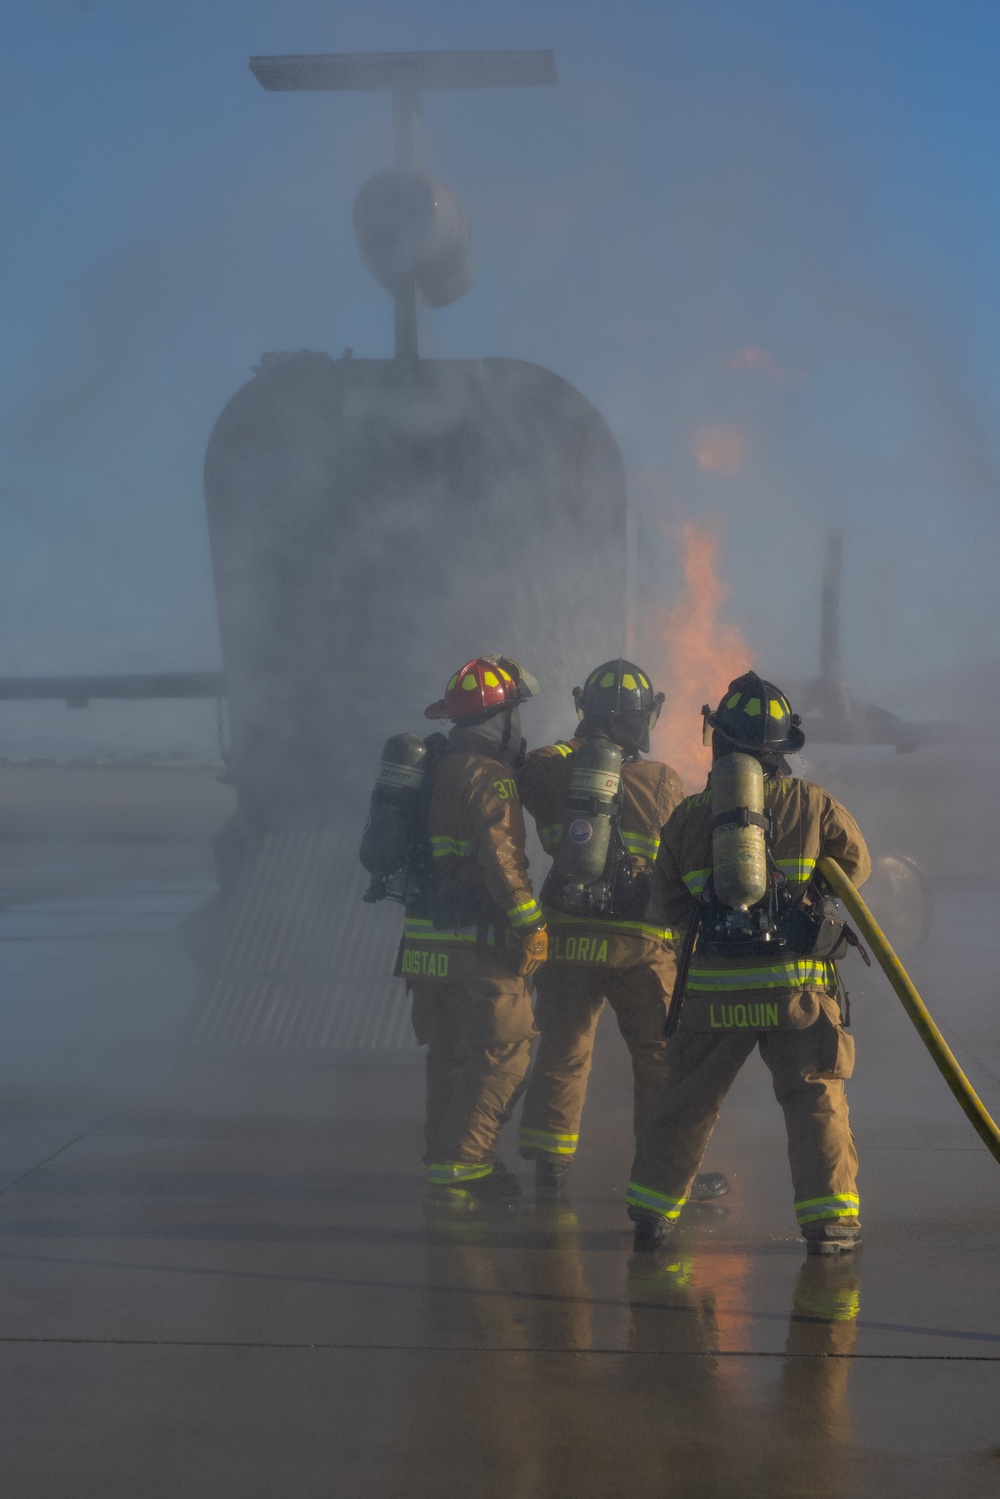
[797,1208,859,1223]
[427,1161,494,1185]
[795,1193,860,1224]
[688,959,836,991]
[553,743,574,758]
[796,1192,860,1209]
[404,933,477,944]
[546,912,678,943]
[626,1181,688,1220]
[429,836,473,859]
[622,832,661,859]
[405,934,478,944]
[403,917,478,944]
[518,1126,578,1156]
[683,858,818,890]
[507,898,543,930]
[519,1127,578,1143]
[679,857,816,889]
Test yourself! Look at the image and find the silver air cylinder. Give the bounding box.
[359,733,428,877]
[553,738,623,888]
[711,753,768,910]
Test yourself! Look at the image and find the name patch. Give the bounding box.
[553,936,609,964]
[401,950,450,978]
[709,1001,779,1029]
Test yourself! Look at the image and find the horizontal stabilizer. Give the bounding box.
[0,672,225,706]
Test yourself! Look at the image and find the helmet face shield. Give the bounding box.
[627,690,665,754]
[489,655,539,705]
[618,711,653,754]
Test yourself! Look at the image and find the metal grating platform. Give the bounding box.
[187,820,415,1053]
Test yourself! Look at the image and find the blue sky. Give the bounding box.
[2,1,1000,750]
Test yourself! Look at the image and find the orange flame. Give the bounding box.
[650,522,754,791]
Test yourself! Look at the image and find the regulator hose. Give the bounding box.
[817,855,1000,1166]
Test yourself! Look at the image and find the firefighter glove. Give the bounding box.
[518,924,548,977]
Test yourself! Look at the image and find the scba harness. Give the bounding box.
[695,763,869,964]
[664,787,868,1041]
[543,820,650,921]
[696,855,861,963]
[542,736,649,922]
[359,731,529,979]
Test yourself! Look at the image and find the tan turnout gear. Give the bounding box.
[411,973,537,1178]
[521,736,685,960]
[646,775,870,1028]
[516,733,685,1161]
[524,960,676,1153]
[628,771,870,1238]
[402,726,544,984]
[402,725,542,1184]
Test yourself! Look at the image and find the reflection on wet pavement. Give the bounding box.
[0,863,998,1496]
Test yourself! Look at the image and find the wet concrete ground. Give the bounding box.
[0,834,999,1496]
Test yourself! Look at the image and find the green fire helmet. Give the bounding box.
[705,670,805,755]
[572,659,665,753]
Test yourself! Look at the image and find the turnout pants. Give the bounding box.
[628,1012,859,1233]
[410,971,536,1185]
[519,958,673,1160]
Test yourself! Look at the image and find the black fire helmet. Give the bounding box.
[703,670,805,756]
[573,659,665,754]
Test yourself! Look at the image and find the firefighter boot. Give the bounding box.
[466,1161,522,1200]
[430,1161,522,1200]
[628,1208,676,1252]
[689,1171,731,1202]
[802,1223,862,1256]
[535,1155,572,1195]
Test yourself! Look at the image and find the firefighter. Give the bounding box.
[516,659,731,1199]
[402,656,547,1197]
[627,671,871,1254]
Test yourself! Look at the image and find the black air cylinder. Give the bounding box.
[359,733,428,877]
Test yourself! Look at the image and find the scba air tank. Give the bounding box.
[553,738,624,888]
[711,753,768,910]
[359,733,428,879]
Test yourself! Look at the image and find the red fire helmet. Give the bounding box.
[425,656,539,722]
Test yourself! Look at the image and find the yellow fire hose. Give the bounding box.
[818,855,1000,1165]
